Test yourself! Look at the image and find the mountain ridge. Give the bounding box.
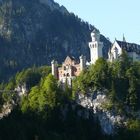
[0,0,111,82]
[40,0,69,14]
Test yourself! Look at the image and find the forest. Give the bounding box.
[0,52,140,140]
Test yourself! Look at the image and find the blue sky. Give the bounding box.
[54,0,140,44]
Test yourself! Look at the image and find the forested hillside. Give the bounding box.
[0,0,111,82]
[0,0,139,140]
[0,52,139,140]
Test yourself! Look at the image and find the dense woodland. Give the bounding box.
[73,51,140,111]
[0,0,139,139]
[0,52,140,140]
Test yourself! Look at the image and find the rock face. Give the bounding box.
[15,84,28,96]
[76,92,125,135]
[0,0,111,82]
[0,84,28,119]
[0,101,15,119]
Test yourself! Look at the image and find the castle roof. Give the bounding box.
[63,56,77,64]
[116,40,140,54]
[68,56,76,61]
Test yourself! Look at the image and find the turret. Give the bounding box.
[79,55,86,71]
[51,60,58,79]
[123,34,126,42]
[89,29,103,64]
[91,29,100,42]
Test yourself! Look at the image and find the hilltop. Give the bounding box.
[0,54,140,140]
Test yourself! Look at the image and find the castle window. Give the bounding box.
[66,65,69,70]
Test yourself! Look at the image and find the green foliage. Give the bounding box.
[73,53,140,111]
[64,82,72,100]
[73,58,110,94]
[20,74,65,117]
[0,66,51,103]
[90,58,110,89]
[2,92,12,102]
[15,66,51,88]
[126,65,140,110]
[21,95,29,113]
[1,51,140,140]
[16,68,41,89]
[101,100,113,111]
[38,74,58,112]
[1,77,16,103]
[5,78,16,90]
[73,70,91,95]
[127,119,140,131]
[28,86,40,112]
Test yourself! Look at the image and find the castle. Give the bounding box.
[51,29,140,86]
[51,55,86,86]
[108,39,140,62]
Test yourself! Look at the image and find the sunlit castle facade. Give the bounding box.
[89,29,103,64]
[108,38,140,62]
[51,29,140,86]
[51,55,86,86]
[88,29,140,63]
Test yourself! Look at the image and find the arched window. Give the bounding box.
[67,73,70,77]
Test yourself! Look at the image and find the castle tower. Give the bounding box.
[123,34,126,42]
[79,55,86,71]
[51,60,58,79]
[89,29,103,64]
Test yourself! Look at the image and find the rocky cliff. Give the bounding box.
[76,91,126,135]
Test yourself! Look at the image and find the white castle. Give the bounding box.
[51,29,140,85]
[108,38,140,62]
[89,29,140,64]
[89,29,103,64]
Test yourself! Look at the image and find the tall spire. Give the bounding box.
[89,30,103,64]
[123,34,126,42]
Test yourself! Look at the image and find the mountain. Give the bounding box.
[0,0,111,81]
[40,0,68,14]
